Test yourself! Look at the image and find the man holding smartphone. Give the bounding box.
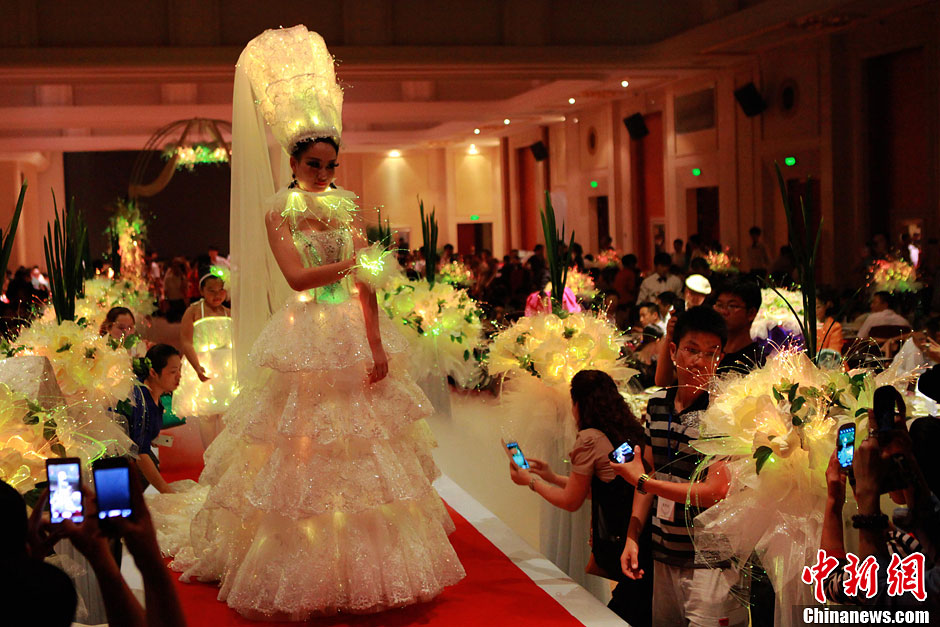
[612,307,749,626]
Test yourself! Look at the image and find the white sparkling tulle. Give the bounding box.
[148,300,464,619]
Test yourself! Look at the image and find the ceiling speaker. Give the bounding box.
[529,141,548,162]
[623,113,649,140]
[734,82,766,117]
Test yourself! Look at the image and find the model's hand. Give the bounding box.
[621,537,645,580]
[197,366,211,383]
[525,457,555,483]
[368,345,388,383]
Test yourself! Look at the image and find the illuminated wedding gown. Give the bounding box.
[150,188,465,620]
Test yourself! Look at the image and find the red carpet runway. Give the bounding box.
[161,449,585,626]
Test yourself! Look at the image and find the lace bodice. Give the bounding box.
[292,227,354,304]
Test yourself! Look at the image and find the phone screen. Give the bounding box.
[94,466,133,520]
[506,442,529,469]
[47,460,83,524]
[837,424,855,469]
[609,441,635,464]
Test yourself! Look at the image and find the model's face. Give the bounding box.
[109,314,135,339]
[290,141,339,192]
[671,331,722,391]
[202,278,226,308]
[152,355,182,393]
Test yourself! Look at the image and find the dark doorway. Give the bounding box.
[590,195,609,251]
[457,222,493,256]
[516,147,538,249]
[866,47,928,242]
[687,186,720,247]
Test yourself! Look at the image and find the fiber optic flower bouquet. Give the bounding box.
[593,249,621,268]
[706,249,740,273]
[14,319,135,409]
[563,267,598,301]
[750,287,804,342]
[690,350,916,624]
[437,260,474,288]
[868,258,921,294]
[0,384,66,494]
[380,276,486,389]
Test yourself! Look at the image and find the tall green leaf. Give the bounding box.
[43,193,88,323]
[539,191,575,314]
[419,198,439,286]
[0,180,27,284]
[773,163,820,361]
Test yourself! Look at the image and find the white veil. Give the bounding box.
[229,57,293,383]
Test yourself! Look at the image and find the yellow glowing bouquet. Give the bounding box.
[690,350,918,620]
[705,249,740,273]
[487,311,630,388]
[751,287,804,340]
[563,267,598,301]
[0,384,66,493]
[380,276,486,388]
[437,260,475,288]
[15,319,135,408]
[868,258,921,293]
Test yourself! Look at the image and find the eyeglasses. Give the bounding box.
[713,301,746,312]
[678,346,720,361]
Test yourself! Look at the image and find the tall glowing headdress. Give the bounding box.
[240,25,343,152]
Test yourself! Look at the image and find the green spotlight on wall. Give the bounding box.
[692,168,702,176]
[784,156,797,166]
[590,180,599,188]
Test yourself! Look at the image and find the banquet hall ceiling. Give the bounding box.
[0,0,927,153]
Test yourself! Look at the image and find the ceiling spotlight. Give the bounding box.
[621,80,629,88]
[468,144,479,155]
[473,128,481,135]
[503,118,511,125]
[388,149,401,158]
[568,97,576,104]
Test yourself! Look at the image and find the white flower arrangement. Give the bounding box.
[487,311,632,388]
[750,287,805,341]
[380,276,486,388]
[0,385,65,494]
[437,260,475,288]
[14,319,135,408]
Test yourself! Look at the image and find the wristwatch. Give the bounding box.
[851,513,889,530]
[636,473,650,495]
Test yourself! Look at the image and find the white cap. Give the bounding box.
[685,274,712,295]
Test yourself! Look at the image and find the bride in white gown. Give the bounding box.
[148,25,464,620]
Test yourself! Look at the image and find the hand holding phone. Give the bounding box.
[504,441,529,469]
[836,423,855,472]
[46,458,84,524]
[608,441,635,464]
[93,457,134,533]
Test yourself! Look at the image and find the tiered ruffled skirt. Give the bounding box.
[149,299,465,620]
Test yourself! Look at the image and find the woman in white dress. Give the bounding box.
[149,25,464,620]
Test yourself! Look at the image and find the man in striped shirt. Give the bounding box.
[614,306,749,626]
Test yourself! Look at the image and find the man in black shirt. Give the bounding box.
[714,279,767,375]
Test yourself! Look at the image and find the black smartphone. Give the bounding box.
[505,441,529,469]
[871,385,902,434]
[673,299,686,315]
[836,423,855,471]
[608,441,635,464]
[871,386,909,493]
[93,457,133,527]
[46,458,84,524]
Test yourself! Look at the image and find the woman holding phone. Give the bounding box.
[506,369,653,626]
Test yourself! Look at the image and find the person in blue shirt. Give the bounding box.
[124,344,181,494]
